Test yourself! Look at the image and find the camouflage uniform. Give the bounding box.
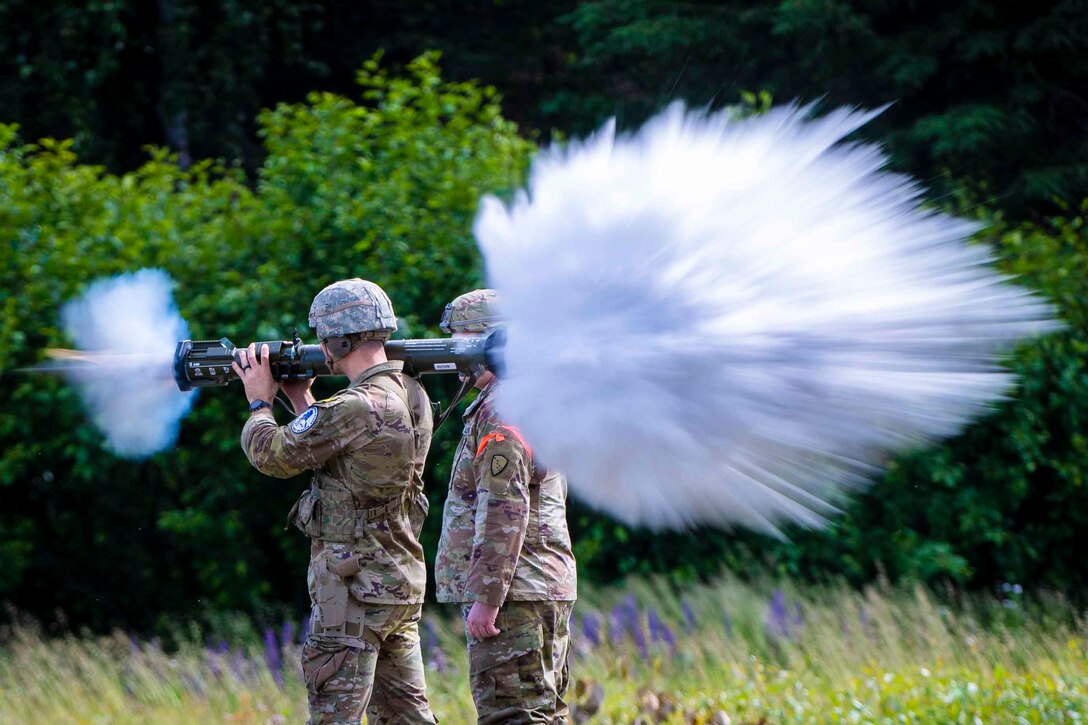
[435,290,578,725]
[241,279,436,725]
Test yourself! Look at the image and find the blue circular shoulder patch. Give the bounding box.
[289,406,319,434]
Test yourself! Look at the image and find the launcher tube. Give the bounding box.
[172,331,505,391]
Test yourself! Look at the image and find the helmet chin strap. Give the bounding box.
[432,373,478,432]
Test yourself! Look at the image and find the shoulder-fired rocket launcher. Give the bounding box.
[171,330,506,391]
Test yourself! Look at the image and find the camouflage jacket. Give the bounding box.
[241,361,432,605]
[435,381,577,605]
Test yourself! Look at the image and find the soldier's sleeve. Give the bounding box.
[463,421,532,607]
[240,394,379,478]
[405,377,434,537]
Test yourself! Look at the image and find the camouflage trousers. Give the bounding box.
[302,602,437,724]
[460,600,574,725]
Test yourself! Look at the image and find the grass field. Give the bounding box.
[1,577,1085,723]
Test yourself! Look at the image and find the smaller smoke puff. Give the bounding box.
[61,269,194,458]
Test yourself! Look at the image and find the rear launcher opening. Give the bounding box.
[172,329,507,391]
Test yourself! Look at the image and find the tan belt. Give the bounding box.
[352,494,408,536]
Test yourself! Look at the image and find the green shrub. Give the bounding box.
[0,53,533,630]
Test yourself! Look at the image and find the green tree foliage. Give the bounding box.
[553,0,1088,213]
[0,0,570,174]
[0,54,533,630]
[3,1,1083,210]
[0,0,325,171]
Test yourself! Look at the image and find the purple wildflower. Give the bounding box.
[263,627,284,687]
[230,647,248,683]
[582,612,601,647]
[766,589,791,639]
[421,617,448,674]
[608,608,625,643]
[127,632,141,654]
[281,620,297,650]
[613,594,647,658]
[647,608,676,653]
[681,599,697,632]
[647,608,663,639]
[206,648,222,679]
[422,618,440,650]
[427,646,449,674]
[631,623,647,658]
[608,597,635,647]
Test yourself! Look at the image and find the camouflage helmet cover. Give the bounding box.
[440,289,504,333]
[309,278,398,340]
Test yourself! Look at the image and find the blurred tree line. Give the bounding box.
[0,1,1086,631]
[1,0,1085,211]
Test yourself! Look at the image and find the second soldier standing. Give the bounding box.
[434,289,578,724]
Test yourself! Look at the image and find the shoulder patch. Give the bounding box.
[476,431,506,457]
[475,425,533,460]
[289,406,320,434]
[490,454,509,476]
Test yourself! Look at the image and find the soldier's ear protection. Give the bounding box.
[322,335,356,361]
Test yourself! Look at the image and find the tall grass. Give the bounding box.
[1,578,1085,723]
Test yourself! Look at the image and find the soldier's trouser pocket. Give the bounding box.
[468,618,551,720]
[301,638,379,725]
[301,639,358,693]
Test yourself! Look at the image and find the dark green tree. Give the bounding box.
[552,0,1088,213]
[5,1,1083,212]
[0,0,324,172]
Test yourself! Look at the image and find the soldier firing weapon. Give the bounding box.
[39,102,1058,534]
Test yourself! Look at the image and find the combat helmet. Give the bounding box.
[440,289,504,333]
[309,279,397,358]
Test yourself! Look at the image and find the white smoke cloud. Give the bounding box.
[476,102,1059,534]
[61,269,195,458]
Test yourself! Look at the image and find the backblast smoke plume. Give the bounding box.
[476,102,1059,534]
[59,269,194,458]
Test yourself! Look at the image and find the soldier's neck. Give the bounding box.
[338,346,389,381]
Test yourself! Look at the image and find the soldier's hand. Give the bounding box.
[280,377,315,415]
[232,343,279,404]
[466,601,501,639]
